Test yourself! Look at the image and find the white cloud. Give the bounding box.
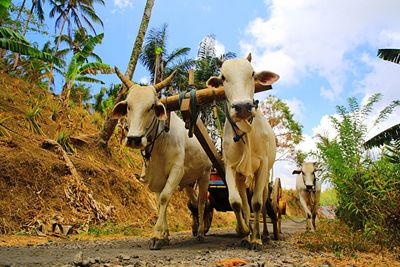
[139,76,150,85]
[240,0,400,101]
[283,97,305,122]
[214,40,226,58]
[114,0,133,9]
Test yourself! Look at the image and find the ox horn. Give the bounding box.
[153,70,177,92]
[114,67,135,89]
[246,53,252,62]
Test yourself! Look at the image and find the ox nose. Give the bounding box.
[127,136,142,147]
[232,102,255,119]
[306,185,313,191]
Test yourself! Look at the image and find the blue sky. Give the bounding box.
[25,0,400,188]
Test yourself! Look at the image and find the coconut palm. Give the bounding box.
[12,0,46,68]
[139,23,195,85]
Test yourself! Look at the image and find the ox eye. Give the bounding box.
[221,75,226,82]
[252,71,255,77]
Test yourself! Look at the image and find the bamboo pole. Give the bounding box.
[160,83,272,112]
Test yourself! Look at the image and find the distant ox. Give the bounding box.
[207,54,279,250]
[112,69,212,250]
[293,162,321,231]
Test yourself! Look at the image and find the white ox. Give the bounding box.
[293,162,321,231]
[207,54,279,250]
[112,69,212,250]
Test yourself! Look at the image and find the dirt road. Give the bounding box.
[0,220,326,267]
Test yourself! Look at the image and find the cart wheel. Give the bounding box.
[204,200,214,234]
[272,177,283,240]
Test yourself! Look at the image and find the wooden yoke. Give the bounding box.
[160,82,272,112]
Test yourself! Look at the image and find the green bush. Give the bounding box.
[316,93,400,246]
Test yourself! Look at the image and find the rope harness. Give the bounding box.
[140,112,165,161]
[224,99,260,144]
[178,88,200,128]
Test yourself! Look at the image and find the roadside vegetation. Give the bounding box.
[316,94,400,247]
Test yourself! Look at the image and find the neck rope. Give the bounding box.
[224,99,259,144]
[140,116,164,161]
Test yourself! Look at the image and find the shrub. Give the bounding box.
[316,93,400,246]
[25,103,44,135]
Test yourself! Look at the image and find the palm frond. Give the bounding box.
[78,62,113,75]
[75,75,105,84]
[377,49,400,64]
[373,100,400,127]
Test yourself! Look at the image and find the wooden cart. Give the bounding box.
[159,77,286,240]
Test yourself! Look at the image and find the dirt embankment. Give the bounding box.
[0,73,233,236]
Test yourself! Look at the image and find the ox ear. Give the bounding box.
[254,71,280,85]
[155,100,167,121]
[206,76,223,88]
[111,101,128,119]
[292,170,301,175]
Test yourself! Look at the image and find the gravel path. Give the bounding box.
[0,220,325,267]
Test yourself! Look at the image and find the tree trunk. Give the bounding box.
[47,11,69,91]
[11,0,35,69]
[97,0,155,145]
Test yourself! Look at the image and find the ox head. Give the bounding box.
[206,53,279,132]
[111,67,175,149]
[293,162,317,191]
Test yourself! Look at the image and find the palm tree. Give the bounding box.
[139,23,195,85]
[48,0,104,90]
[61,33,112,101]
[98,0,155,145]
[59,27,101,62]
[378,49,400,64]
[12,0,46,68]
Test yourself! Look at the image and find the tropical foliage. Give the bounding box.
[260,96,303,161]
[316,94,400,245]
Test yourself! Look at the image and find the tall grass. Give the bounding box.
[25,104,44,135]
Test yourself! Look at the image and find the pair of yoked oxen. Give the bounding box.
[112,54,316,251]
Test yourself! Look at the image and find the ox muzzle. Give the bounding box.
[231,100,259,120]
[126,135,147,148]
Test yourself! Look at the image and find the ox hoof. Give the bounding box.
[197,235,205,242]
[251,242,263,251]
[149,237,169,250]
[192,227,198,237]
[262,233,270,243]
[240,239,252,249]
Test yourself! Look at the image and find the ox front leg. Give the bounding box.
[299,191,313,231]
[151,166,184,250]
[226,167,250,246]
[250,164,268,251]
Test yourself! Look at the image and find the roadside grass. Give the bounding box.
[292,219,400,266]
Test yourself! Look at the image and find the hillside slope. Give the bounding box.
[0,73,199,235]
